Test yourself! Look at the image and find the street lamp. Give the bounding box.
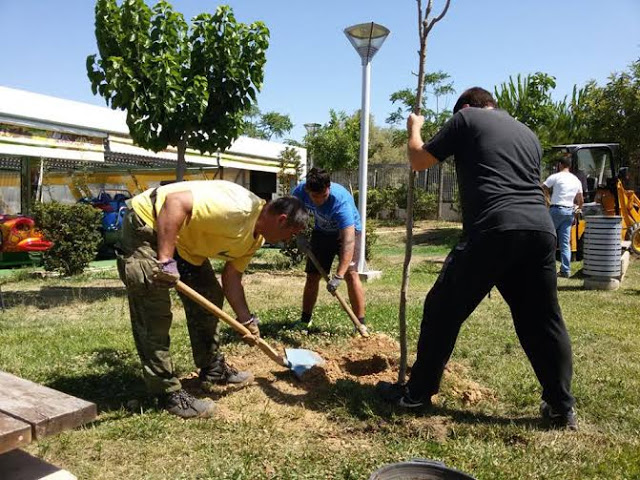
[303,122,321,171]
[344,22,389,275]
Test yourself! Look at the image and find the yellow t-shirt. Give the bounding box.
[131,180,265,271]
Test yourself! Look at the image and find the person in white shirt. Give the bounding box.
[543,156,584,277]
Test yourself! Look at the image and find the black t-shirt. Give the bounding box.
[425,107,555,238]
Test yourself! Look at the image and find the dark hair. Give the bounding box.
[305,167,331,193]
[558,155,572,169]
[453,87,497,113]
[267,196,309,229]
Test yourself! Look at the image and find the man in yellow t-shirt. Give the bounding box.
[117,180,308,419]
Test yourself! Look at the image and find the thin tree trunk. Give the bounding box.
[176,138,187,181]
[437,162,444,220]
[398,0,451,385]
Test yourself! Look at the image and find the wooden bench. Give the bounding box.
[0,371,97,479]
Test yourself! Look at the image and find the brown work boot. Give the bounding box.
[199,355,254,392]
[159,390,216,419]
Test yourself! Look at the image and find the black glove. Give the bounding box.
[326,274,343,294]
[152,258,180,287]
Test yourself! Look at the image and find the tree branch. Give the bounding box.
[426,0,451,34]
[417,0,424,39]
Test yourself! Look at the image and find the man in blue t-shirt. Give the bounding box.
[292,168,366,328]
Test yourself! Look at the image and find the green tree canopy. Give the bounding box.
[494,72,557,130]
[386,71,455,146]
[87,0,269,179]
[306,110,361,173]
[368,126,406,164]
[582,58,640,168]
[243,105,293,140]
[492,72,591,151]
[277,146,302,196]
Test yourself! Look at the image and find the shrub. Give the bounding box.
[394,184,409,210]
[31,202,103,276]
[413,189,438,220]
[365,189,383,218]
[394,184,437,220]
[354,187,397,219]
[364,223,378,261]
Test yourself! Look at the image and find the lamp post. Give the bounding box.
[344,22,390,275]
[303,122,321,172]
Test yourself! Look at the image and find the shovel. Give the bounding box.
[175,281,323,379]
[299,245,369,337]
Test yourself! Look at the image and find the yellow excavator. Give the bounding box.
[552,143,640,257]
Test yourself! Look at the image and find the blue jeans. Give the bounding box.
[549,206,574,274]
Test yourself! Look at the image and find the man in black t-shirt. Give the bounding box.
[378,87,577,430]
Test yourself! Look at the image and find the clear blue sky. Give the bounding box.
[1,0,638,142]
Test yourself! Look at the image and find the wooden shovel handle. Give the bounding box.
[175,281,290,368]
[301,246,369,337]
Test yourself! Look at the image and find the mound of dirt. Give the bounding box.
[442,362,496,405]
[188,332,494,406]
[178,331,493,445]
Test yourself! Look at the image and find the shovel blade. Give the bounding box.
[285,348,324,379]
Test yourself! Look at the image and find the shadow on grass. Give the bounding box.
[255,373,542,430]
[46,348,144,413]
[412,228,460,248]
[245,263,304,274]
[46,347,249,420]
[557,285,584,292]
[219,317,328,349]
[1,286,126,309]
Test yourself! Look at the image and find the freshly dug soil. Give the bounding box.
[176,332,494,446]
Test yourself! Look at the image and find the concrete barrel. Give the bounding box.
[583,215,622,290]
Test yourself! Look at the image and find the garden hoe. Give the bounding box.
[175,281,324,379]
[298,245,369,337]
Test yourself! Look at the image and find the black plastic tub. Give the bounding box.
[368,459,476,480]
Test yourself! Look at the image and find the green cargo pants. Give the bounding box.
[116,209,224,395]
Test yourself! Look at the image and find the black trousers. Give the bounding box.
[406,230,575,413]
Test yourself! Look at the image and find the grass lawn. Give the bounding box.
[1,220,639,479]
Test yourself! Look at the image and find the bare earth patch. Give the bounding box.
[179,333,494,444]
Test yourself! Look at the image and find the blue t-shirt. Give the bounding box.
[292,181,362,233]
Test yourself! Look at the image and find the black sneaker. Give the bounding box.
[376,381,431,409]
[200,357,254,389]
[540,401,577,430]
[159,390,216,419]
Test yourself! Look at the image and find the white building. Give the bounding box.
[0,86,306,213]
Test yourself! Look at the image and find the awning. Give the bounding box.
[107,135,293,174]
[0,121,105,163]
[0,121,303,175]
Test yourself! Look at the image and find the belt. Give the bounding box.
[550,204,573,208]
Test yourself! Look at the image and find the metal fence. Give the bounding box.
[330,162,459,202]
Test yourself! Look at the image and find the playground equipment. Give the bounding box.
[78,189,131,258]
[0,214,52,267]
